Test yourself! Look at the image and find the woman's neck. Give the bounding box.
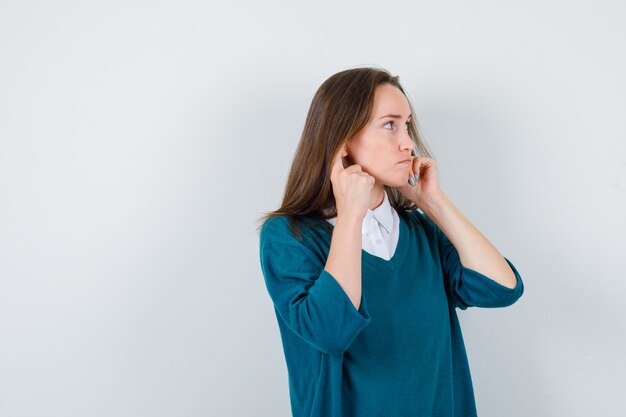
[369,185,385,210]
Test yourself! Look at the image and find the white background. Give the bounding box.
[1,1,625,416]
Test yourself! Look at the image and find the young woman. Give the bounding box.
[256,67,524,417]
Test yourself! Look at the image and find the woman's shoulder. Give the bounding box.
[259,215,292,243]
[259,214,331,268]
[403,208,430,229]
[259,214,329,247]
[402,208,443,244]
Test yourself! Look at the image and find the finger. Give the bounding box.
[331,143,348,178]
[345,163,363,173]
[411,157,423,181]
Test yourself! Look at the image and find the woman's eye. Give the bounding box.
[384,121,410,130]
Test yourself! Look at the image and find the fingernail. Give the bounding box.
[409,177,415,186]
[414,173,419,182]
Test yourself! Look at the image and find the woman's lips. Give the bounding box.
[398,159,411,164]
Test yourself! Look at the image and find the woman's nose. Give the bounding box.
[400,131,414,152]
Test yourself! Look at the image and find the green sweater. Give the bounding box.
[259,209,524,417]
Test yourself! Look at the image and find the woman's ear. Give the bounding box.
[340,142,352,167]
[341,142,349,158]
[342,152,354,167]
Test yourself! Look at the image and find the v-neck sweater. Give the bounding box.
[259,209,524,417]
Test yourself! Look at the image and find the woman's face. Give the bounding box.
[346,83,416,188]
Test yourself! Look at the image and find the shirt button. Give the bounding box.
[376,239,382,244]
[370,218,375,222]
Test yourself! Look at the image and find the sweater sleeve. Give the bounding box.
[260,240,372,355]
[431,216,525,310]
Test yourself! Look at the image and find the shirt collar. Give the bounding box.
[368,189,393,234]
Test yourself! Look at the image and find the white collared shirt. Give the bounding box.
[325,189,400,260]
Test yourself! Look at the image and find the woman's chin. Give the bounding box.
[384,177,410,188]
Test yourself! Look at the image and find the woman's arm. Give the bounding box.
[324,144,374,312]
[324,212,364,310]
[420,190,518,289]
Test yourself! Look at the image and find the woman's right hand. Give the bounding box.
[330,144,375,220]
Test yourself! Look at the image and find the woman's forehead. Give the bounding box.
[371,84,411,118]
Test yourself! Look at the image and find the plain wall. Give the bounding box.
[1,0,625,416]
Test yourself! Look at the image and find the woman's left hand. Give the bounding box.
[396,156,444,209]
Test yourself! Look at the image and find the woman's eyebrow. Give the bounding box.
[377,113,411,120]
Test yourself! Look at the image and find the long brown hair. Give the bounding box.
[256,66,435,241]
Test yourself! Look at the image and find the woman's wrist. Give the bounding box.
[336,210,365,230]
[416,189,449,219]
